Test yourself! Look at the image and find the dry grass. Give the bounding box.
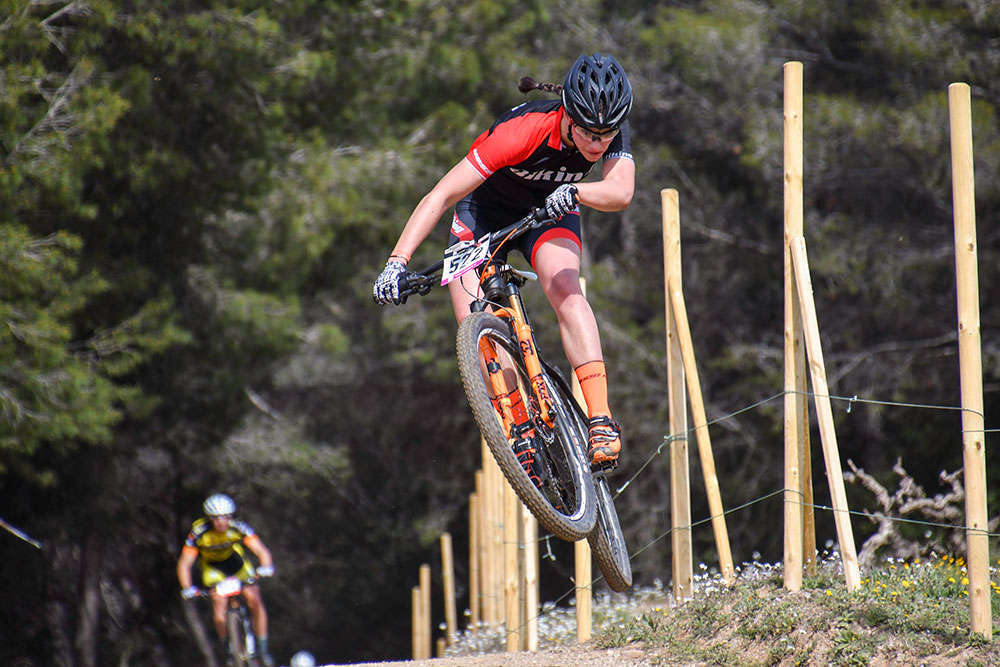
[444,552,1000,666]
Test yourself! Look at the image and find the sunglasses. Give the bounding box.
[572,123,619,144]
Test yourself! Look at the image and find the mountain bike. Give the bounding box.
[199,577,264,667]
[398,207,632,591]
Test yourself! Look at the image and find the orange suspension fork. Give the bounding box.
[493,304,556,429]
[478,336,518,433]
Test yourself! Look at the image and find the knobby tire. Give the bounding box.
[554,369,633,592]
[226,607,258,667]
[456,312,595,541]
[588,476,632,592]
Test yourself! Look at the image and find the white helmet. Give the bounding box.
[202,493,236,517]
[290,651,316,667]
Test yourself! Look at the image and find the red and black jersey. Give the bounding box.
[463,99,633,213]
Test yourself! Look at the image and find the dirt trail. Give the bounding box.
[326,643,660,666]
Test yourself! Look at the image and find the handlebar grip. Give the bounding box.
[528,206,557,229]
[181,586,202,600]
[397,271,435,303]
[397,274,414,304]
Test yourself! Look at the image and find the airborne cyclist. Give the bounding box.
[374,53,635,472]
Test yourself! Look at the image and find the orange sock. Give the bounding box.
[574,360,611,418]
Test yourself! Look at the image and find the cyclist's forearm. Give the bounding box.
[575,179,634,212]
[390,158,484,261]
[177,561,193,589]
[251,542,273,568]
[391,194,449,261]
[177,547,199,589]
[576,155,634,212]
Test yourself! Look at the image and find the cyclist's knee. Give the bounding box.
[545,279,590,317]
[243,587,263,610]
[535,255,583,302]
[211,602,227,625]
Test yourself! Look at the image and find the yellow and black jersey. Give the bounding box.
[181,517,260,563]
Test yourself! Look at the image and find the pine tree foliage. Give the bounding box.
[1,0,999,664]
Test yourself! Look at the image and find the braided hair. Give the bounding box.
[518,76,562,95]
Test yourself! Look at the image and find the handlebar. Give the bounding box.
[398,206,553,302]
[187,575,262,599]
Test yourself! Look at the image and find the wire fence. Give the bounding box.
[478,384,997,643]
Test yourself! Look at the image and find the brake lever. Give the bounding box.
[397,271,433,305]
[529,207,556,230]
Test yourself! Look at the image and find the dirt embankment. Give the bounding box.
[328,643,662,666]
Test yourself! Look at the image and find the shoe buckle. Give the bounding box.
[509,420,533,439]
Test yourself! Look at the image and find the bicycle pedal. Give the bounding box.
[590,459,619,475]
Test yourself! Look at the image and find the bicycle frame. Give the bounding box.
[399,208,561,434]
[472,261,558,430]
[208,577,258,664]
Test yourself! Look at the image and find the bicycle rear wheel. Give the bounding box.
[553,371,633,592]
[456,312,595,541]
[588,475,632,592]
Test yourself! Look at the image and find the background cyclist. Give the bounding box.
[177,493,276,666]
[373,53,635,473]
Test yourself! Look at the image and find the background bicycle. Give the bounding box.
[196,576,270,667]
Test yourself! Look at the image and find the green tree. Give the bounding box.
[2,0,1000,664]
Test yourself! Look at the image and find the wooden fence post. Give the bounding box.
[419,564,432,658]
[480,439,500,625]
[503,480,521,651]
[571,279,592,641]
[789,238,861,591]
[782,60,807,592]
[521,503,538,651]
[662,188,693,601]
[411,586,422,660]
[574,539,592,643]
[948,81,991,639]
[469,492,480,627]
[667,278,736,583]
[441,532,457,646]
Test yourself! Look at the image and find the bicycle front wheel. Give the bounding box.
[226,608,258,667]
[456,312,595,541]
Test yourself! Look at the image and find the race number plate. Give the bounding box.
[215,577,242,597]
[441,235,491,286]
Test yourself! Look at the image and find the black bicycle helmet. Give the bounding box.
[561,53,633,131]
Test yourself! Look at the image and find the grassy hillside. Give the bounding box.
[444,553,1000,665]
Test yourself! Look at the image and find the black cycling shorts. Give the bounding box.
[449,200,581,269]
[200,550,254,586]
